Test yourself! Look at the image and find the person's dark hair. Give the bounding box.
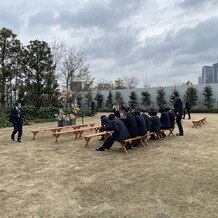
[148,108,157,116]
[125,107,131,113]
[159,108,165,113]
[165,107,171,112]
[174,93,179,97]
[14,102,21,106]
[108,114,115,120]
[134,108,141,116]
[100,115,107,120]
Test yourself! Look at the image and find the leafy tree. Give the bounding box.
[0,27,22,111]
[202,85,215,109]
[170,88,180,105]
[184,86,198,107]
[106,90,113,108]
[141,91,151,109]
[156,87,166,109]
[23,40,58,112]
[94,92,104,109]
[114,91,123,105]
[84,90,93,107]
[128,91,138,109]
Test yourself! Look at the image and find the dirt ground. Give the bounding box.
[0,113,217,218]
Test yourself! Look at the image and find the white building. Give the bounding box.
[92,84,218,109]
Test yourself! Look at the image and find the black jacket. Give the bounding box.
[10,107,24,126]
[111,117,129,142]
[142,113,151,131]
[150,115,161,132]
[174,98,183,115]
[124,112,139,137]
[160,112,171,129]
[135,114,148,136]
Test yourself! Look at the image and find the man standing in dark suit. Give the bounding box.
[96,114,129,151]
[173,94,184,136]
[10,102,24,142]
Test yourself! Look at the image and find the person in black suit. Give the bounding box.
[134,109,148,136]
[124,107,139,138]
[173,94,184,136]
[99,115,113,140]
[160,108,171,129]
[10,102,25,142]
[165,107,175,128]
[96,114,129,151]
[142,113,151,132]
[149,110,161,140]
[183,102,191,119]
[123,107,139,148]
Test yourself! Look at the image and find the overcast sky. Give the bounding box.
[1,0,218,87]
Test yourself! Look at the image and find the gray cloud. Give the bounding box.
[1,0,218,86]
[177,0,218,8]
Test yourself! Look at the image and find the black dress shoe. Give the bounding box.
[11,135,14,141]
[96,147,105,151]
[17,140,22,142]
[176,133,184,136]
[125,144,132,149]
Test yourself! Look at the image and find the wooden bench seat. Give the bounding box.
[119,134,149,154]
[30,123,95,140]
[161,128,175,136]
[53,125,100,143]
[84,131,113,148]
[192,117,207,128]
[149,130,165,140]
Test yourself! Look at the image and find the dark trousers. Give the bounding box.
[12,124,23,140]
[102,135,116,149]
[176,114,183,135]
[183,110,191,119]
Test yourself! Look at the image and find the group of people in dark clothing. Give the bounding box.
[96,93,184,151]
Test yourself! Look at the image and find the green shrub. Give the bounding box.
[77,108,92,117]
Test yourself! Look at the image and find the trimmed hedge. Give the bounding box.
[0,106,94,128]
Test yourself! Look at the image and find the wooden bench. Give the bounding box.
[192,117,207,128]
[84,131,113,148]
[30,123,95,140]
[161,128,175,136]
[119,134,149,154]
[53,125,100,143]
[149,130,165,140]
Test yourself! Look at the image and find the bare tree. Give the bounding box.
[123,75,139,89]
[60,47,93,91]
[50,37,66,76]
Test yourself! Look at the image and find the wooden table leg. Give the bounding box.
[54,134,61,143]
[32,131,38,140]
[84,137,91,148]
[120,142,128,154]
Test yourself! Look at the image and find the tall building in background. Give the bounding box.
[202,66,213,84]
[198,76,202,84]
[213,62,218,83]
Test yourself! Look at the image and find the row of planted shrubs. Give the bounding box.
[0,106,93,128]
